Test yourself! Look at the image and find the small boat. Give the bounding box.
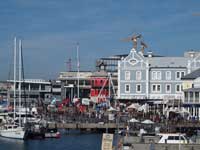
[0,124,26,140]
[45,128,61,138]
[0,38,27,140]
[157,133,193,144]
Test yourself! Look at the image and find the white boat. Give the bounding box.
[157,133,192,144]
[0,125,25,139]
[0,38,26,140]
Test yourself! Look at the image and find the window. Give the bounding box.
[176,71,185,79]
[136,84,141,93]
[166,71,171,80]
[184,92,188,102]
[157,85,161,92]
[152,85,156,92]
[166,84,171,93]
[195,92,199,103]
[181,72,185,78]
[125,84,130,93]
[176,72,180,79]
[174,136,179,140]
[157,72,161,80]
[168,136,174,140]
[152,71,161,80]
[190,92,193,102]
[136,71,142,80]
[176,84,181,92]
[152,84,161,93]
[125,71,130,80]
[152,71,156,80]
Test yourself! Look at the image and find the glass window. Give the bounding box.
[157,72,161,80]
[195,92,199,103]
[136,71,142,80]
[176,72,180,79]
[166,71,171,80]
[157,85,161,92]
[168,136,174,140]
[152,72,156,80]
[136,84,141,93]
[152,85,156,92]
[125,71,130,80]
[176,85,181,92]
[190,92,193,102]
[181,71,185,78]
[125,84,130,93]
[184,92,188,102]
[166,84,171,93]
[174,136,179,140]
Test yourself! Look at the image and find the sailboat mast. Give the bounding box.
[77,42,80,99]
[19,39,22,127]
[13,37,17,121]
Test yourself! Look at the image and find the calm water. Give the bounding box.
[0,130,107,150]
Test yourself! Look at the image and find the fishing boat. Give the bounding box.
[0,38,26,140]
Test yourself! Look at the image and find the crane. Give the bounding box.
[140,41,148,54]
[121,34,142,50]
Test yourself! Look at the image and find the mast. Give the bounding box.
[19,39,22,127]
[13,37,17,122]
[77,42,80,99]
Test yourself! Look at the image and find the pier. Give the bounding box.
[48,122,126,130]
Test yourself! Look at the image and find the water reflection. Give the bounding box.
[0,137,25,150]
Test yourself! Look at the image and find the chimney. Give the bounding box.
[147,51,153,57]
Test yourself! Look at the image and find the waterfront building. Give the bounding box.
[118,48,200,104]
[96,54,128,72]
[60,54,121,102]
[182,68,200,118]
[59,70,117,102]
[1,79,61,107]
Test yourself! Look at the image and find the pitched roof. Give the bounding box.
[182,68,200,80]
[146,57,189,68]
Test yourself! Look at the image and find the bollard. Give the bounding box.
[149,140,155,150]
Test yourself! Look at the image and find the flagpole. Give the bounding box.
[77,42,80,99]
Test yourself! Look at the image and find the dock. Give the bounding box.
[48,122,126,131]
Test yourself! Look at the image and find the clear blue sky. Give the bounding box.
[0,0,200,80]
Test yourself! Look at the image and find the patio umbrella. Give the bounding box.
[126,103,140,110]
[107,106,118,112]
[141,119,154,124]
[129,118,139,123]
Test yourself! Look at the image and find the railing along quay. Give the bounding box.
[48,122,126,130]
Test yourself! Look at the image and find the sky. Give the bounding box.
[0,0,200,80]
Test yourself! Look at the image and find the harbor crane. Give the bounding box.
[121,34,142,50]
[140,41,148,54]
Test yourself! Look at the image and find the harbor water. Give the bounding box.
[0,130,106,150]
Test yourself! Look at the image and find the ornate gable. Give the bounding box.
[120,48,147,69]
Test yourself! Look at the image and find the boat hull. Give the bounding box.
[0,128,25,140]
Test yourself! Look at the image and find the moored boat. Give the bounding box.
[0,124,25,140]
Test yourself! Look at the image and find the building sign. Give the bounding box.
[101,133,113,150]
[82,98,90,105]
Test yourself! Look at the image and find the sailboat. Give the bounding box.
[0,38,26,140]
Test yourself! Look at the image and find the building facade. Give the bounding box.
[59,71,117,102]
[0,79,61,107]
[182,68,200,119]
[118,48,200,103]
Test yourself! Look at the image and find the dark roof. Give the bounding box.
[182,68,200,80]
[183,88,200,92]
